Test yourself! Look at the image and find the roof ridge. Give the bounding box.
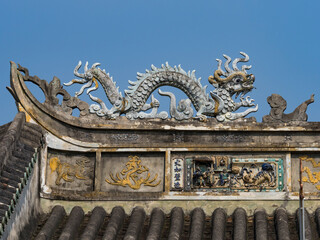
[0,112,26,171]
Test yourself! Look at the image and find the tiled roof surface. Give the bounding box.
[0,112,42,235]
[32,206,320,240]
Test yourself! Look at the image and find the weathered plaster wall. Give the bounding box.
[39,121,320,207]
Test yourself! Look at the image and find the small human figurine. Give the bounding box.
[219,169,229,186]
[193,166,204,188]
[203,167,214,187]
[198,176,205,187]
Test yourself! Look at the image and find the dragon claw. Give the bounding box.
[194,114,208,122]
[240,95,255,107]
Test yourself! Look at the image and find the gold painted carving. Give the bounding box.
[105,155,161,190]
[300,156,320,190]
[49,157,90,185]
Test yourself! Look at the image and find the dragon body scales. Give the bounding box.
[64,52,258,121]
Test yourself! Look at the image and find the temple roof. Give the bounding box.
[2,58,320,240]
[0,112,42,237]
[32,206,319,240]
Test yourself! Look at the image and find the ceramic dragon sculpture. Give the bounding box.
[64,52,258,121]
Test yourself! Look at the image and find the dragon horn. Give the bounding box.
[240,52,249,61]
[74,61,84,78]
[91,63,101,69]
[232,52,249,71]
[216,59,227,76]
[241,65,252,74]
[223,54,233,74]
[84,61,89,72]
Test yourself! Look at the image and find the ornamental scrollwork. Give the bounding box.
[105,155,161,190]
[15,65,89,117]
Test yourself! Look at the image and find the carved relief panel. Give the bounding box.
[101,152,164,192]
[292,154,320,193]
[171,153,284,192]
[46,149,95,192]
[230,158,283,191]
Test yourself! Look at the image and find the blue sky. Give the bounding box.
[1,1,319,124]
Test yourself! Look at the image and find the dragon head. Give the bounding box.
[73,61,101,81]
[208,52,255,98]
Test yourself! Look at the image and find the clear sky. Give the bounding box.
[1,1,319,124]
